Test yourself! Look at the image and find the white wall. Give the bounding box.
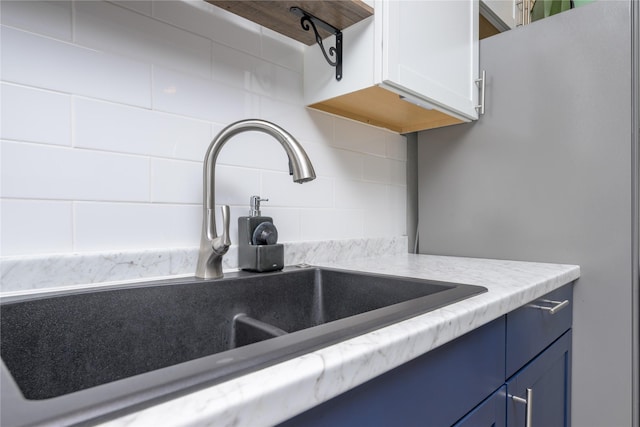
[0,1,407,258]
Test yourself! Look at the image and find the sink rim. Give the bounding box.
[0,266,486,427]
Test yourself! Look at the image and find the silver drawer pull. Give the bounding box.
[511,388,533,427]
[529,299,569,315]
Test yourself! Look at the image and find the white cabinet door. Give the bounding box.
[381,0,479,121]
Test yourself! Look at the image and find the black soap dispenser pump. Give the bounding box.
[238,196,284,272]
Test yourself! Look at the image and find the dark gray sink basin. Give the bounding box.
[0,266,486,427]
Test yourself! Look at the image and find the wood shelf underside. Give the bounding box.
[309,86,464,134]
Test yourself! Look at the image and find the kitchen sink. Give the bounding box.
[0,266,486,427]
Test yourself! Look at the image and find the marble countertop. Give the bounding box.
[99,253,580,427]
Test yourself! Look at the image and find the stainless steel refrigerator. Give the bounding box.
[416,2,639,426]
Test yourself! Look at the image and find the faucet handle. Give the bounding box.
[213,205,231,253]
[249,195,269,217]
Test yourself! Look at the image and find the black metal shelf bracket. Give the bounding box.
[290,6,343,81]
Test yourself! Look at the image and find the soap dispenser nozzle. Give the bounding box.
[250,195,269,217]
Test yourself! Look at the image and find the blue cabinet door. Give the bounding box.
[506,331,572,427]
[453,386,506,427]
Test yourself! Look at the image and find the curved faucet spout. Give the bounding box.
[195,119,316,279]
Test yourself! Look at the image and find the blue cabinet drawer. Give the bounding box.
[506,284,573,378]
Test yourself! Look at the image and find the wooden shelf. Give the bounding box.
[206,1,374,45]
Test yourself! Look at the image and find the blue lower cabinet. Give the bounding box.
[506,331,572,427]
[279,318,505,427]
[279,285,573,427]
[453,386,507,427]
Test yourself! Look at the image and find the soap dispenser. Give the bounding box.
[238,195,284,272]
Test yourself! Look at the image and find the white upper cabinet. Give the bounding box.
[381,0,479,120]
[304,0,481,133]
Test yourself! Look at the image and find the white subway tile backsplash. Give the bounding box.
[0,0,72,41]
[361,187,394,237]
[363,155,392,183]
[153,67,258,122]
[357,184,406,238]
[1,83,71,146]
[150,160,262,206]
[260,27,304,73]
[386,136,408,161]
[0,199,73,256]
[259,98,334,145]
[1,141,149,201]
[1,27,151,107]
[303,144,363,181]
[212,43,301,103]
[152,1,261,57]
[389,185,408,236]
[300,209,364,240]
[261,171,333,208]
[215,165,262,206]
[390,159,407,186]
[74,202,200,251]
[0,0,407,267]
[362,208,394,238]
[334,117,389,157]
[74,97,211,160]
[259,207,301,242]
[212,42,260,91]
[110,1,152,17]
[334,180,386,210]
[75,1,212,79]
[271,66,303,104]
[362,156,406,186]
[364,156,407,185]
[151,158,201,204]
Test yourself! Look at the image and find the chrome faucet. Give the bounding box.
[195,119,316,279]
